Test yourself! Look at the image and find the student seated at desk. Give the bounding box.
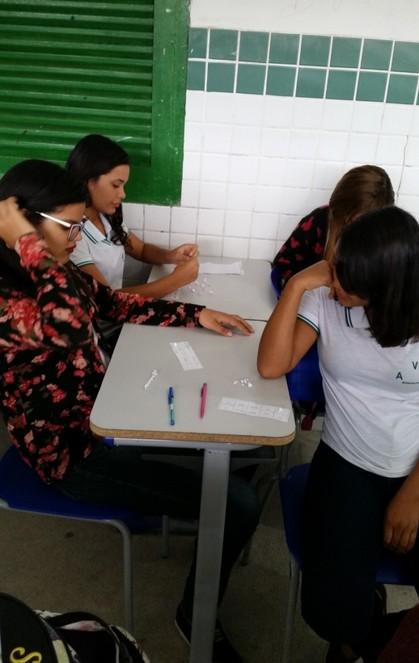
[67,133,199,297]
[258,207,419,663]
[271,164,394,290]
[0,160,259,663]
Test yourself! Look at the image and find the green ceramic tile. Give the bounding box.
[189,28,207,59]
[392,42,419,73]
[236,64,265,94]
[330,37,361,68]
[187,61,206,91]
[209,29,238,61]
[266,66,296,96]
[296,67,326,98]
[386,74,417,104]
[206,62,235,93]
[239,31,269,63]
[356,71,387,102]
[269,33,299,64]
[326,70,357,100]
[361,39,392,70]
[300,35,330,66]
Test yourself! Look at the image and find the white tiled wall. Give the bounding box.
[124,92,419,260]
[191,0,419,40]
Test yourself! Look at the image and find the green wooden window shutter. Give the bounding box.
[0,0,188,204]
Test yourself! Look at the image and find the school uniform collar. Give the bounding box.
[82,215,113,245]
[344,306,369,329]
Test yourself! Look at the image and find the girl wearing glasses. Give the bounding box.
[66,134,200,297]
[258,207,419,662]
[0,159,258,663]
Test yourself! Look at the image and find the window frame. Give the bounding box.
[0,0,189,205]
[129,0,189,204]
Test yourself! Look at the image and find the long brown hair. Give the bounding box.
[324,165,394,260]
[66,134,130,246]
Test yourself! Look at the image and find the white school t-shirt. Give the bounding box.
[71,215,128,289]
[298,287,419,478]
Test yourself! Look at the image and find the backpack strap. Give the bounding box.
[47,612,148,663]
[45,611,120,663]
[46,611,112,630]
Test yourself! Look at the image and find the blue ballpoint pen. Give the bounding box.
[168,386,175,426]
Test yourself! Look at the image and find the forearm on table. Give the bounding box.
[118,272,181,298]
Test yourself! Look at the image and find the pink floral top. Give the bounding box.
[0,234,204,484]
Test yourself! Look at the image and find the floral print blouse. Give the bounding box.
[0,234,204,484]
[272,205,329,289]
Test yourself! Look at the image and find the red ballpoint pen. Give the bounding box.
[200,382,207,418]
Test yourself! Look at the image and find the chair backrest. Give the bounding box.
[286,344,325,404]
[0,445,160,534]
[270,264,282,298]
[279,463,414,586]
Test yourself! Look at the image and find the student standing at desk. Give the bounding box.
[67,133,200,297]
[0,160,259,663]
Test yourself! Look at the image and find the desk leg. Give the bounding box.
[190,448,230,663]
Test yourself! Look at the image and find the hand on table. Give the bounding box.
[198,309,254,337]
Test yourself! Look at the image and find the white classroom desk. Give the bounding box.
[90,321,295,663]
[149,256,276,321]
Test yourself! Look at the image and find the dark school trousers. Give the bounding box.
[301,441,419,648]
[57,443,261,618]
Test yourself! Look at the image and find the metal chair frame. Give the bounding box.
[0,445,169,633]
[280,464,414,663]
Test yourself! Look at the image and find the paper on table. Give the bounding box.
[199,261,243,275]
[218,397,290,422]
[170,341,203,371]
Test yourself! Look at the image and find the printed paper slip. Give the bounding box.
[170,341,203,370]
[218,397,290,421]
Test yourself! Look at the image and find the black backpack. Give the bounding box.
[0,593,149,663]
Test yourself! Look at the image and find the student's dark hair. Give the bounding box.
[0,159,86,289]
[66,134,130,246]
[334,206,419,347]
[324,165,395,261]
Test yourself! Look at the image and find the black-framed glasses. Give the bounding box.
[36,211,86,241]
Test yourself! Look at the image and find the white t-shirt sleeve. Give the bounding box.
[297,288,322,335]
[70,233,95,268]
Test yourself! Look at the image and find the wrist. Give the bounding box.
[285,274,309,297]
[399,480,419,503]
[165,248,176,263]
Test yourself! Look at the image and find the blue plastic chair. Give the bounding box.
[279,464,414,663]
[0,445,165,633]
